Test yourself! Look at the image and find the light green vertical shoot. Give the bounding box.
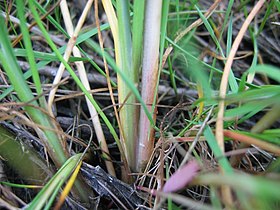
[116,0,139,171]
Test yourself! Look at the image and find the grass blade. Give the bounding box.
[116,0,139,171]
[137,0,163,170]
[26,154,82,210]
[0,14,68,167]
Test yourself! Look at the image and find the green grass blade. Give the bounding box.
[194,6,222,54]
[257,0,275,36]
[226,15,233,57]
[26,154,82,210]
[0,23,112,101]
[195,5,238,93]
[219,0,234,40]
[204,125,233,173]
[14,48,88,62]
[166,36,258,89]
[34,0,69,38]
[160,0,170,68]
[16,0,44,107]
[116,0,139,169]
[132,0,145,76]
[250,65,280,83]
[0,14,68,166]
[226,86,280,102]
[225,100,273,119]
[276,0,280,12]
[198,173,280,208]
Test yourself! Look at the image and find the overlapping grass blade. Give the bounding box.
[116,0,138,170]
[26,154,83,210]
[195,4,238,93]
[0,13,68,167]
[26,0,121,153]
[14,48,88,62]
[0,23,111,101]
[203,125,233,173]
[16,0,44,107]
[197,172,280,209]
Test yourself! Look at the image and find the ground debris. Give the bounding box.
[81,163,145,210]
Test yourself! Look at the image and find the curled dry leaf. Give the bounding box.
[163,160,200,193]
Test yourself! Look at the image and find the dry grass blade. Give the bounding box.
[47,0,94,116]
[215,1,266,206]
[215,0,266,153]
[94,0,128,177]
[56,0,116,176]
[153,191,216,210]
[224,130,280,156]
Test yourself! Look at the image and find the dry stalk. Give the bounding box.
[49,0,116,176]
[47,0,93,115]
[94,0,130,178]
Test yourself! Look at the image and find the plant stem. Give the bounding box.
[137,0,163,171]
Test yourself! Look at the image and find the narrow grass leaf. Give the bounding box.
[14,48,88,62]
[204,126,233,173]
[226,15,233,57]
[198,173,280,200]
[54,161,83,210]
[27,0,121,156]
[219,0,234,39]
[195,4,238,93]
[26,154,82,210]
[0,182,42,189]
[250,64,280,83]
[225,100,273,119]
[257,0,275,36]
[16,0,44,106]
[246,23,258,84]
[225,86,280,103]
[0,14,68,166]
